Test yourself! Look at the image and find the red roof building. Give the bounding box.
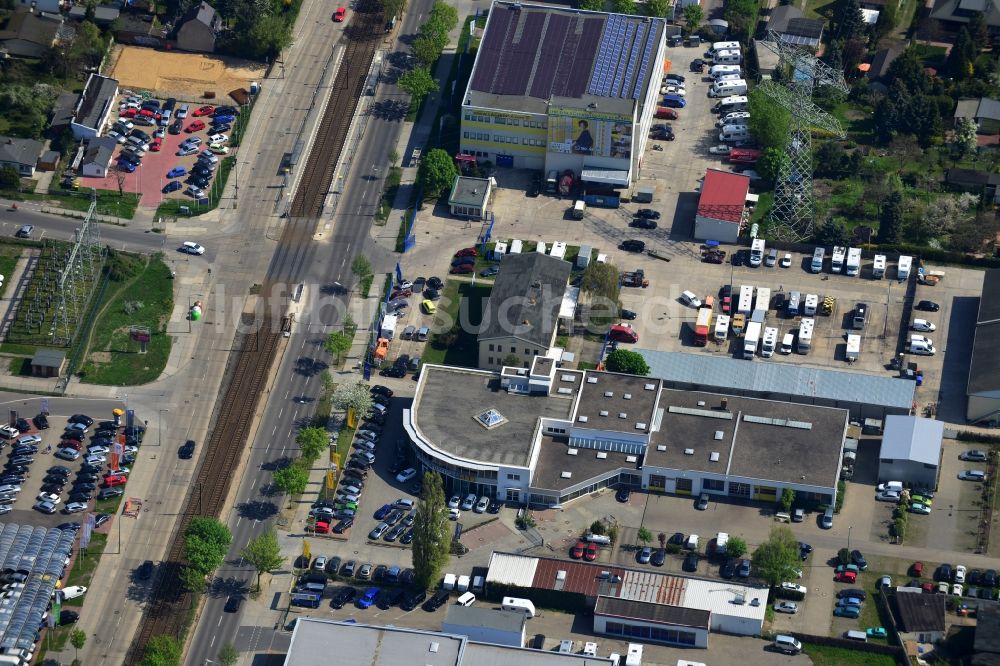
[695,169,750,244]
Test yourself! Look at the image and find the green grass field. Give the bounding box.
[802,642,896,666]
[420,280,492,368]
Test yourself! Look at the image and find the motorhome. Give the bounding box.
[761,327,778,358]
[710,79,748,98]
[709,64,742,79]
[872,254,886,279]
[715,95,748,114]
[797,318,814,353]
[709,41,740,55]
[737,285,754,315]
[713,49,742,64]
[831,246,846,273]
[810,247,825,273]
[846,334,860,362]
[846,247,862,276]
[786,291,801,316]
[749,238,765,267]
[897,255,912,281]
[714,314,730,343]
[803,293,818,316]
[754,287,770,313]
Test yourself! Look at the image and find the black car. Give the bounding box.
[59,610,80,625]
[67,492,92,504]
[400,529,414,544]
[487,500,501,514]
[94,513,112,528]
[401,589,426,611]
[224,595,242,613]
[62,431,84,442]
[968,569,983,586]
[76,474,99,484]
[48,465,72,475]
[664,73,686,84]
[651,549,666,567]
[33,414,49,430]
[79,464,101,474]
[527,179,541,197]
[837,588,867,600]
[620,309,637,321]
[426,276,443,290]
[137,560,154,580]
[720,559,737,579]
[188,177,211,189]
[690,58,705,71]
[916,300,940,312]
[380,366,406,378]
[209,123,232,133]
[73,482,96,494]
[637,208,661,220]
[799,542,813,560]
[40,483,65,494]
[371,385,393,398]
[615,487,631,503]
[179,440,195,459]
[850,550,868,570]
[69,414,94,426]
[331,586,357,609]
[333,518,354,533]
[377,588,405,609]
[682,553,699,572]
[620,239,645,253]
[14,418,30,433]
[422,590,450,612]
[668,532,685,546]
[731,250,746,266]
[983,570,997,587]
[630,218,657,230]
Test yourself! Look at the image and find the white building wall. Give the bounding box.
[877,459,937,488]
[711,612,762,636]
[694,216,740,243]
[440,622,525,648]
[592,614,709,648]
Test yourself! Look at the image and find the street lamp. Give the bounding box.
[847,525,853,552]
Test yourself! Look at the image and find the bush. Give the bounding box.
[835,480,846,513]
[589,520,606,536]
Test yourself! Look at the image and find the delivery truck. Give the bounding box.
[743,321,761,359]
[694,307,713,346]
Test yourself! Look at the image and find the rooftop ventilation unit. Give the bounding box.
[714,430,724,440]
[561,471,572,479]
[587,377,598,384]
[567,448,578,456]
[596,452,607,459]
[561,374,576,382]
[624,393,632,400]
[644,383,656,390]
[558,388,573,395]
[697,401,706,406]
[684,448,695,455]
[578,416,589,423]
[619,412,627,418]
[636,422,647,429]
[657,445,667,451]
[600,410,609,416]
[710,451,720,462]
[430,643,440,653]
[626,455,637,463]
[604,391,614,397]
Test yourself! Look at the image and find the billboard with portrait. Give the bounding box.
[546,106,633,161]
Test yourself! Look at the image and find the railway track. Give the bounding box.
[124,2,383,662]
[289,0,384,218]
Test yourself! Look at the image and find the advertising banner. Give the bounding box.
[547,106,633,160]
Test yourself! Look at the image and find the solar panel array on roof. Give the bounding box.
[633,24,657,99]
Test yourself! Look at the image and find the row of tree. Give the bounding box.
[397,2,459,106]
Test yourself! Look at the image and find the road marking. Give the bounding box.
[278,407,284,419]
[217,615,223,627]
[236,516,242,528]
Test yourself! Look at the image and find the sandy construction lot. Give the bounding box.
[108,45,266,102]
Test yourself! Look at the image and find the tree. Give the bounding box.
[644,0,669,16]
[331,380,374,421]
[179,564,208,593]
[837,547,852,564]
[950,209,1000,253]
[579,0,604,8]
[272,464,309,495]
[240,529,285,591]
[388,148,400,167]
[70,628,86,661]
[966,11,988,51]
[946,28,975,79]
[138,634,182,666]
[757,147,789,184]
[747,90,790,149]
[398,67,439,104]
[751,526,802,587]
[879,191,903,244]
[919,193,978,237]
[184,518,232,577]
[412,33,447,66]
[417,148,458,200]
[873,0,899,41]
[218,643,239,666]
[246,14,293,60]
[350,254,372,279]
[780,488,796,513]
[605,349,650,376]
[383,0,405,19]
[840,37,867,74]
[295,427,328,463]
[955,117,978,156]
[324,331,352,362]
[580,261,620,302]
[612,0,637,14]
[727,536,747,559]
[590,520,606,535]
[683,4,703,30]
[412,471,450,589]
[834,0,864,40]
[814,217,849,246]
[0,167,19,191]
[637,526,653,547]
[428,1,459,31]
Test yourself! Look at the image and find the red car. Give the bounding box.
[61,440,82,451]
[102,474,127,488]
[450,264,474,274]
[570,542,585,559]
[834,571,857,583]
[390,289,412,299]
[120,108,137,118]
[185,120,206,133]
[911,562,924,577]
[454,247,477,258]
[333,6,346,21]
[584,543,599,562]
[192,105,215,117]
[138,108,155,118]
[150,137,162,152]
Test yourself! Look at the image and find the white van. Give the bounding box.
[774,635,802,655]
[456,591,476,606]
[719,125,750,142]
[713,49,742,64]
[501,596,536,617]
[709,64,742,79]
[780,332,794,354]
[711,79,748,98]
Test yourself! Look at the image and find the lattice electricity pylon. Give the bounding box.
[52,191,104,346]
[758,33,849,240]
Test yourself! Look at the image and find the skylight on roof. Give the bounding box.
[475,408,508,430]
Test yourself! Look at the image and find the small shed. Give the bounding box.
[448,175,493,220]
[37,150,60,172]
[30,349,66,378]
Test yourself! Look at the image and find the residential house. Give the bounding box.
[67,5,121,25]
[867,45,903,82]
[113,10,166,47]
[15,0,60,15]
[175,1,221,53]
[70,73,119,140]
[49,92,80,136]
[945,168,1000,204]
[477,252,571,370]
[80,136,117,178]
[767,5,825,50]
[0,8,70,58]
[890,590,946,643]
[0,136,43,177]
[954,98,1000,135]
[930,0,1000,36]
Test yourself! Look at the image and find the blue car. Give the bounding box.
[356,587,379,609]
[117,160,136,173]
[662,94,686,108]
[373,504,392,520]
[167,166,188,178]
[833,605,861,618]
[162,181,183,194]
[213,114,236,125]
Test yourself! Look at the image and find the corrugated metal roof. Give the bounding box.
[618,570,686,605]
[880,415,943,466]
[638,350,914,410]
[532,556,628,598]
[681,578,768,621]
[486,552,539,588]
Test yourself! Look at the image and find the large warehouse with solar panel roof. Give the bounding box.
[460,1,667,186]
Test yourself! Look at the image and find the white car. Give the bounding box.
[475,496,489,513]
[774,601,798,614]
[448,508,461,520]
[207,133,229,145]
[84,454,106,465]
[780,582,807,595]
[337,492,361,503]
[108,467,130,476]
[660,85,686,96]
[911,319,936,332]
[959,470,987,482]
[461,493,476,511]
[176,146,199,157]
[960,450,988,462]
[177,105,189,119]
[16,435,41,446]
[63,502,87,514]
[107,129,125,143]
[680,290,702,308]
[186,186,205,198]
[395,468,416,483]
[709,144,730,154]
[116,119,134,130]
[87,445,110,455]
[876,490,901,502]
[180,241,206,255]
[955,565,967,583]
[447,495,461,509]
[36,492,61,505]
[780,253,792,268]
[0,485,21,494]
[952,583,964,596]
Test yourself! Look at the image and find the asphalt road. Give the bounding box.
[183,3,430,663]
[0,203,168,253]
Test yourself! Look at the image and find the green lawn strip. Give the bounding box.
[7,357,30,375]
[0,342,37,356]
[18,189,139,219]
[376,167,403,225]
[63,532,109,607]
[0,252,18,299]
[801,642,896,666]
[76,255,174,385]
[421,280,491,368]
